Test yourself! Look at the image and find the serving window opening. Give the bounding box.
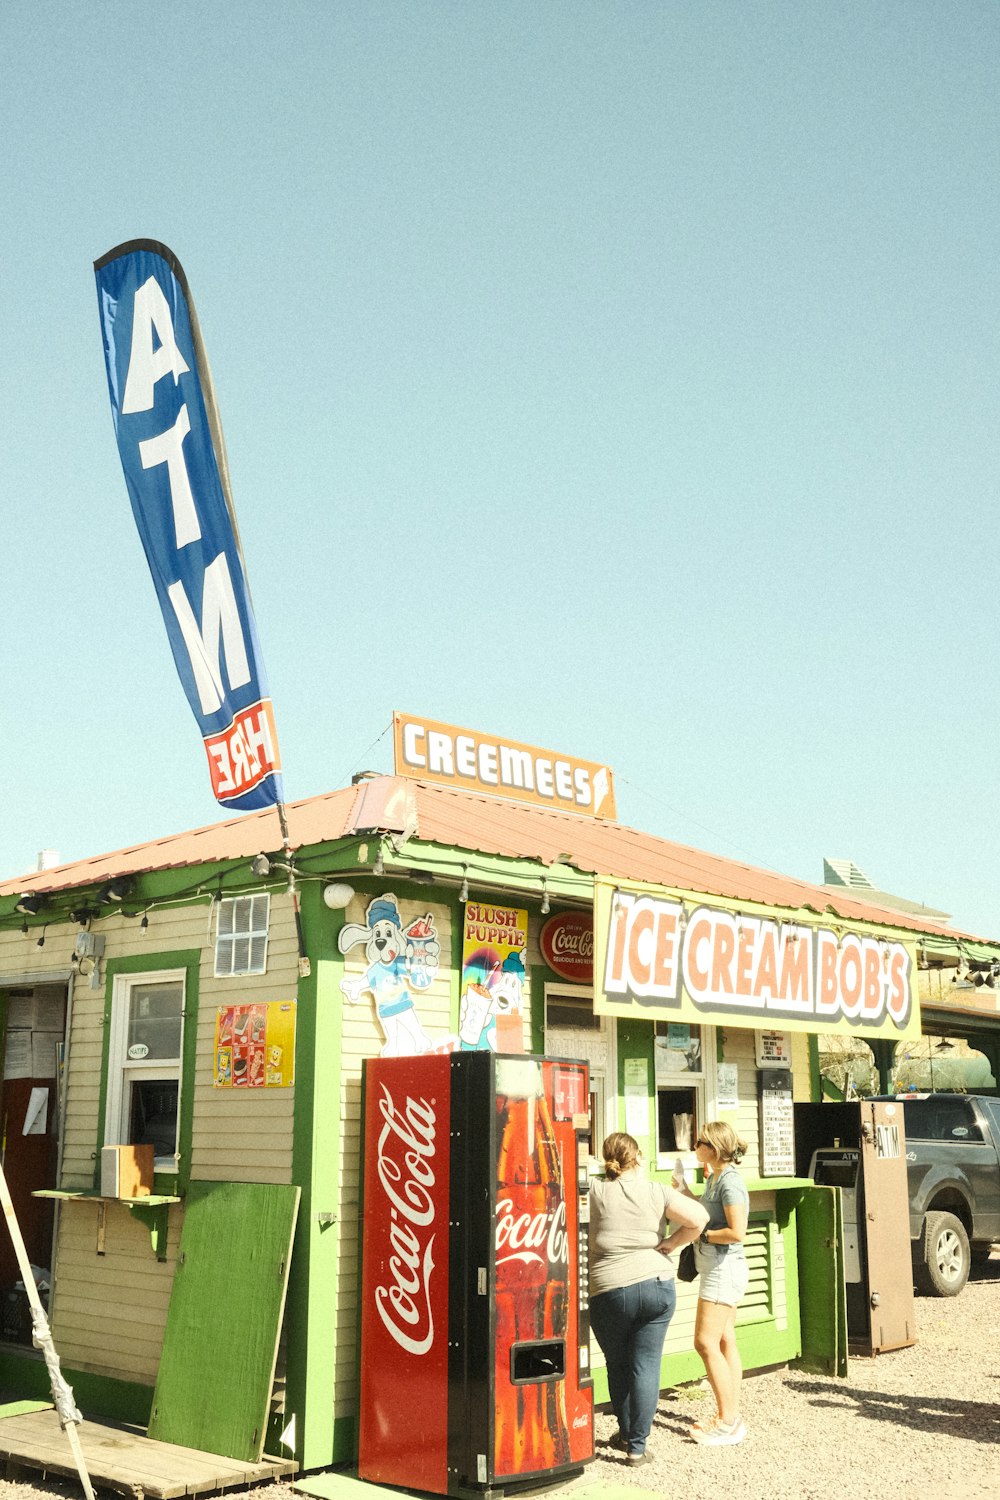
[655,1021,705,1166]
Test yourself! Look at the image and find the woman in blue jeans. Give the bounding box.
[588,1132,709,1465]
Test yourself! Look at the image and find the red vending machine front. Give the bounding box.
[359,1051,593,1496]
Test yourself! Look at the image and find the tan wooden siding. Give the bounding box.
[24,895,301,1191]
[62,986,107,1188]
[718,1025,762,1178]
[49,1200,180,1384]
[0,929,77,986]
[4,895,299,1394]
[190,890,298,1184]
[791,1030,813,1101]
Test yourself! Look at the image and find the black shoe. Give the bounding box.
[608,1433,627,1451]
[626,1452,652,1466]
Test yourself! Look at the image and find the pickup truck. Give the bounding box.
[874,1093,1000,1296]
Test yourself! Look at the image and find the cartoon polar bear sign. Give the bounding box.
[338,894,440,1056]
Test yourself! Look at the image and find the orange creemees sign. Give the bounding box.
[393,712,616,819]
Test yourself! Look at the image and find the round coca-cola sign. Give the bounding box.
[540,910,594,983]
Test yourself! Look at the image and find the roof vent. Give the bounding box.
[36,850,60,871]
[823,857,873,889]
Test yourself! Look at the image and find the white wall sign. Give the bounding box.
[755,1030,793,1069]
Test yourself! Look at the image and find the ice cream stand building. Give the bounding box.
[0,715,985,1474]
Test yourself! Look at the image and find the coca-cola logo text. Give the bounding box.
[495,1196,568,1268]
[373,1085,438,1357]
[540,911,594,982]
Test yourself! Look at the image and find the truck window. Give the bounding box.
[908,1097,983,1142]
[976,1096,1000,1139]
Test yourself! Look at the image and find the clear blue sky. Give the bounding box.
[2,3,998,934]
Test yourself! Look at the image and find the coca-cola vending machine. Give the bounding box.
[359,1050,594,1496]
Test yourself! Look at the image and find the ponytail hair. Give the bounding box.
[602,1131,640,1178]
[699,1121,748,1165]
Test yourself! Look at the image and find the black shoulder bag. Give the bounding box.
[676,1242,698,1282]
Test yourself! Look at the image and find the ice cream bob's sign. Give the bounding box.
[593,876,920,1041]
[393,712,616,819]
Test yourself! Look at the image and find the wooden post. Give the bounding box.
[0,1164,95,1500]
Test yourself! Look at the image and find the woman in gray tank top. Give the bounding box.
[588,1132,708,1465]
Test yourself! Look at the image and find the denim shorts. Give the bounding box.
[695,1243,749,1307]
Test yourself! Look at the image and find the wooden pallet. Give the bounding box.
[0,1407,296,1497]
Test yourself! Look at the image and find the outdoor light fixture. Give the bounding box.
[323,882,356,911]
[252,851,299,881]
[14,893,45,916]
[934,1039,955,1053]
[372,849,386,878]
[140,914,150,934]
[69,908,95,927]
[97,877,133,905]
[36,927,46,950]
[459,866,470,903]
[540,878,550,916]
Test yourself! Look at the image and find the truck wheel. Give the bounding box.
[915,1211,970,1297]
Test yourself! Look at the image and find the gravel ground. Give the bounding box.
[0,1258,996,1500]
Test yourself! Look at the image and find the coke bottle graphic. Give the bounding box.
[494,1059,571,1475]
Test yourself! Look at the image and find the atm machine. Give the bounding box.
[794,1099,916,1356]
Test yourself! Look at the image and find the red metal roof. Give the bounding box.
[0,776,981,941]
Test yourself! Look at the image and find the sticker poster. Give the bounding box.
[214,1001,295,1087]
[459,903,528,1051]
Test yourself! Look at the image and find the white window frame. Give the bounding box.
[105,968,185,1172]
[214,892,270,978]
[654,1020,713,1171]
[543,983,617,1159]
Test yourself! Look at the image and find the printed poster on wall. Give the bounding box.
[758,1068,795,1176]
[459,902,528,1051]
[716,1063,739,1110]
[624,1057,650,1138]
[214,1001,295,1087]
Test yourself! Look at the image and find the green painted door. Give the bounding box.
[790,1185,848,1377]
[148,1181,300,1460]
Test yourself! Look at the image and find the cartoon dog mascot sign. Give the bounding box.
[338,894,440,1056]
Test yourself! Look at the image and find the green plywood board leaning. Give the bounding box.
[148,1181,300,1461]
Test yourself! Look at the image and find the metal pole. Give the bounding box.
[0,1165,95,1500]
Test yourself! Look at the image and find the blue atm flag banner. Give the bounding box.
[95,240,284,812]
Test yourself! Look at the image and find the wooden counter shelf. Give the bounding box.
[33,1190,180,1259]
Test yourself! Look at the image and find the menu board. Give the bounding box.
[758,1067,795,1177]
[214,1001,296,1088]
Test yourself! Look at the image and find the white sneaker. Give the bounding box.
[693,1418,746,1446]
